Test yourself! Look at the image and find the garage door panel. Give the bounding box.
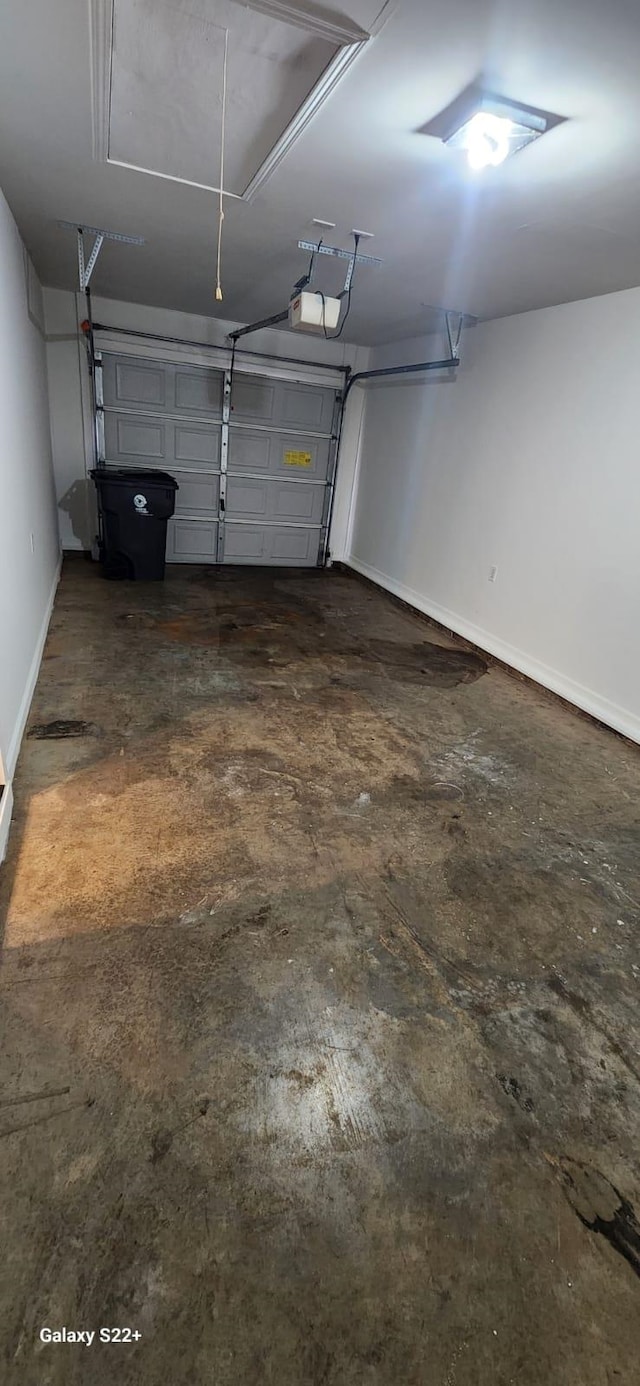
[103,356,167,410]
[230,376,334,434]
[226,479,269,519]
[167,518,219,562]
[227,429,271,473]
[275,481,324,523]
[222,524,265,561]
[223,523,319,565]
[272,528,319,562]
[105,413,221,473]
[174,423,221,466]
[102,354,223,419]
[174,472,220,517]
[228,429,330,480]
[230,377,276,423]
[226,476,325,525]
[277,434,330,479]
[279,384,332,432]
[105,413,167,462]
[174,368,223,415]
[226,430,271,472]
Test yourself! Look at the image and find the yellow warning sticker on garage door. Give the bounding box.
[284,449,312,468]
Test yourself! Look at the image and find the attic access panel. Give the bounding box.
[105,0,375,198]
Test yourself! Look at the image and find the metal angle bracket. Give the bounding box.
[297,240,383,267]
[342,247,358,296]
[57,221,145,292]
[445,310,465,361]
[420,302,476,361]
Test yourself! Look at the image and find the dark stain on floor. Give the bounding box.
[1,559,639,1385]
[151,586,487,689]
[497,1072,535,1111]
[367,637,487,686]
[27,718,97,740]
[552,1156,640,1278]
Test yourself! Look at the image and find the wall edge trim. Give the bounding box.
[5,553,63,779]
[0,783,15,866]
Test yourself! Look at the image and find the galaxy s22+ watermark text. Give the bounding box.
[39,1327,142,1346]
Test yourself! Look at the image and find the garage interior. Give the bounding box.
[0,1,639,1383]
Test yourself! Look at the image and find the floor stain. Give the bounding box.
[551,1155,640,1278]
[27,718,97,739]
[367,637,487,687]
[497,1072,535,1112]
[278,1069,317,1090]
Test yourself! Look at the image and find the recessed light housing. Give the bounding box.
[444,94,548,170]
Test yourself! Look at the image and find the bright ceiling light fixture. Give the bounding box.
[463,112,514,169]
[443,95,549,171]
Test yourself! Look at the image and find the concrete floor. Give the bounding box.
[1,558,639,1385]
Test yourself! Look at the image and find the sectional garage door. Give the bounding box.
[99,352,338,566]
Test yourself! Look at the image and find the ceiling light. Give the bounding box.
[464,113,513,169]
[444,95,548,170]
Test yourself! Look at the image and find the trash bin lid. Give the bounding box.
[90,468,178,489]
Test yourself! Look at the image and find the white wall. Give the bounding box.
[0,189,60,858]
[43,289,369,558]
[43,289,90,551]
[348,288,640,742]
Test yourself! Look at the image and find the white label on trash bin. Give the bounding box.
[133,493,149,514]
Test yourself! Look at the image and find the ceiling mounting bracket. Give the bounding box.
[297,240,383,268]
[341,234,361,296]
[445,310,465,361]
[77,229,103,292]
[298,237,381,303]
[57,221,145,292]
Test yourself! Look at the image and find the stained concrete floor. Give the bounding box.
[1,557,639,1385]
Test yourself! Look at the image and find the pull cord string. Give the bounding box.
[215,28,229,302]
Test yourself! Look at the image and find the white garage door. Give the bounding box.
[99,351,339,566]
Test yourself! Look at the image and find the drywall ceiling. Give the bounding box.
[1,0,640,345]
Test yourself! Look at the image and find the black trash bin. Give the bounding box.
[91,468,179,580]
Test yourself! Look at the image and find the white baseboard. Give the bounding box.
[5,553,63,781]
[1,553,62,862]
[346,554,640,745]
[0,782,14,865]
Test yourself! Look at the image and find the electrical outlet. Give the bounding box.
[489,565,498,582]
